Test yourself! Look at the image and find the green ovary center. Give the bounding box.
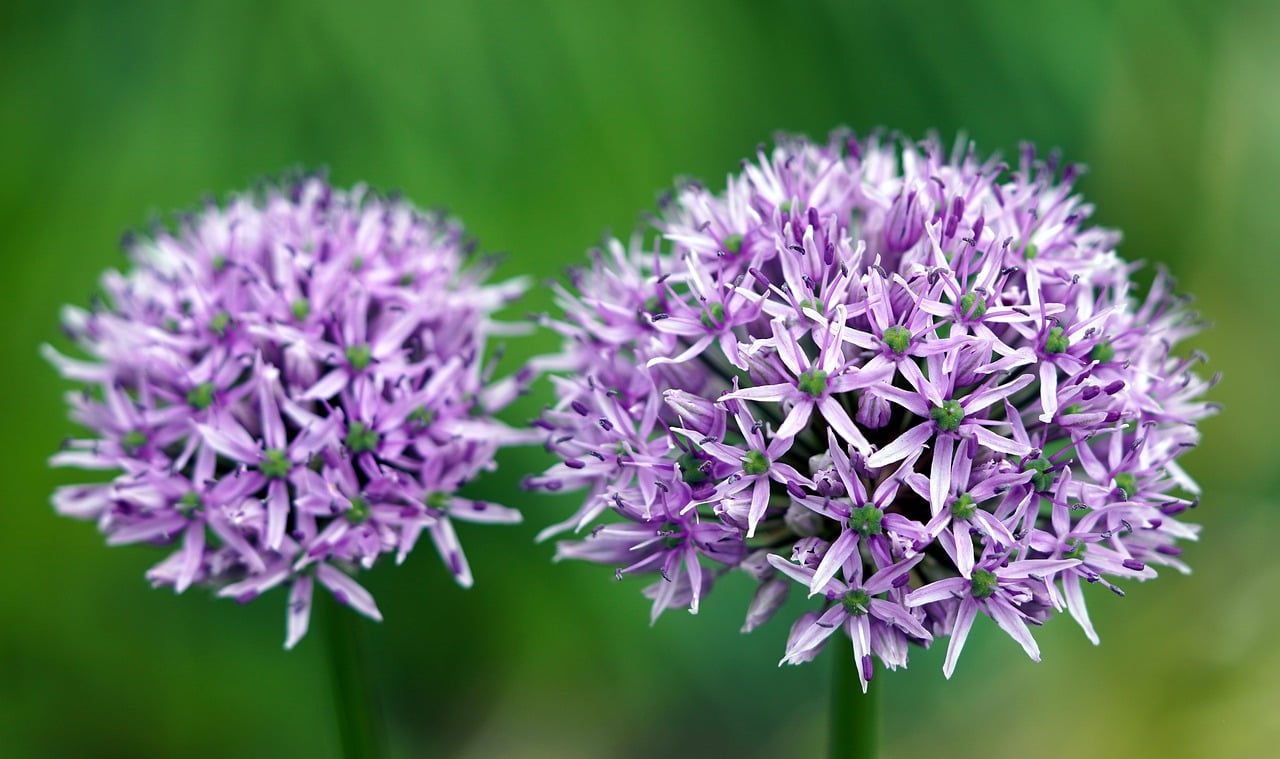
[970,568,999,599]
[797,369,828,398]
[882,325,911,355]
[345,343,372,370]
[842,589,871,616]
[930,400,964,432]
[1044,326,1069,355]
[259,448,291,479]
[742,449,770,475]
[345,421,380,453]
[849,504,883,536]
[950,493,976,519]
[958,292,986,320]
[345,496,371,524]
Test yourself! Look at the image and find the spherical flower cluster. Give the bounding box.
[530,132,1216,688]
[47,176,531,647]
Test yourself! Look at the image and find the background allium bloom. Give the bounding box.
[531,132,1217,689]
[47,177,531,647]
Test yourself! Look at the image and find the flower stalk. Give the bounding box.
[324,592,385,759]
[830,645,878,759]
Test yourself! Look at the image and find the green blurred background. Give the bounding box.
[2,1,1275,756]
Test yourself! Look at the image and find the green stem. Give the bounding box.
[323,593,385,759]
[829,645,878,759]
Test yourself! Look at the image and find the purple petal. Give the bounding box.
[646,334,715,367]
[767,553,817,586]
[809,528,859,596]
[745,479,771,538]
[284,575,314,649]
[106,514,189,546]
[772,319,808,376]
[300,369,349,401]
[775,401,815,439]
[864,554,925,595]
[1062,575,1100,645]
[447,499,523,525]
[869,598,931,640]
[905,576,967,607]
[818,396,872,454]
[265,479,290,552]
[968,424,1033,457]
[196,420,261,464]
[218,563,290,604]
[174,522,206,593]
[429,517,474,588]
[1000,558,1080,580]
[317,563,383,622]
[985,598,1040,662]
[963,373,1036,413]
[868,383,930,417]
[721,382,793,403]
[929,434,954,516]
[786,604,845,659]
[943,598,979,678]
[866,422,932,468]
[1037,362,1060,422]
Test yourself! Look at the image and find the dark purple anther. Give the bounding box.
[945,196,964,239]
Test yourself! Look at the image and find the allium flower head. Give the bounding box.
[531,132,1217,688]
[47,176,532,647]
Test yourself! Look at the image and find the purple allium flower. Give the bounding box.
[46,176,532,648]
[530,132,1217,689]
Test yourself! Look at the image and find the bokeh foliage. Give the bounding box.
[2,1,1275,756]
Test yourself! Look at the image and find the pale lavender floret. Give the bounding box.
[47,175,532,647]
[529,130,1217,682]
